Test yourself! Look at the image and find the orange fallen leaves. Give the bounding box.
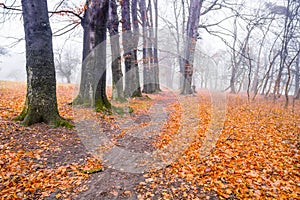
[1,81,300,199]
[137,92,300,199]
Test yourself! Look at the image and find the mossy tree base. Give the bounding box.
[15,104,73,128]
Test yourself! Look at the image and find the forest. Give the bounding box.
[0,0,299,199]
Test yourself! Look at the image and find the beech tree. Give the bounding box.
[141,0,160,94]
[73,0,111,112]
[108,0,124,100]
[55,47,80,83]
[181,0,204,94]
[121,0,142,97]
[16,0,69,127]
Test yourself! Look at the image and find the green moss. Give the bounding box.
[72,96,92,106]
[113,97,127,103]
[54,118,74,129]
[95,99,112,114]
[112,106,125,115]
[128,106,134,114]
[14,100,29,122]
[82,168,103,174]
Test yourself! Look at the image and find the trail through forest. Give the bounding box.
[0,81,299,199]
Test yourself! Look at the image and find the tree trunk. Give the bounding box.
[121,0,141,97]
[181,0,203,94]
[294,49,300,98]
[153,0,161,92]
[143,0,156,94]
[131,0,142,97]
[66,76,71,84]
[73,1,91,105]
[108,0,124,101]
[73,0,111,112]
[17,0,69,127]
[93,0,111,112]
[140,0,151,93]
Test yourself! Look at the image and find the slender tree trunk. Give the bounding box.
[73,1,91,105]
[108,0,124,101]
[273,0,293,99]
[131,0,142,97]
[294,49,300,98]
[153,0,161,92]
[66,76,71,84]
[144,0,156,93]
[230,66,237,94]
[140,0,151,93]
[181,0,203,94]
[17,0,69,127]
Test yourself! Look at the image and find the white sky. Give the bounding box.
[0,0,84,81]
[0,0,284,82]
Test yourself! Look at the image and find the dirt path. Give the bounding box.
[72,94,176,199]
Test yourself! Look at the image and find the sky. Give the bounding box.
[0,0,284,82]
[0,0,84,81]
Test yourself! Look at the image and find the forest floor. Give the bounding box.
[0,81,299,199]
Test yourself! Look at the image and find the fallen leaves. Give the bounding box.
[0,81,102,199]
[137,92,300,199]
[1,81,300,199]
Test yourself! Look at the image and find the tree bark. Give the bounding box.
[153,0,161,92]
[294,47,300,98]
[139,0,151,93]
[73,0,111,112]
[131,0,142,97]
[108,0,124,101]
[143,0,156,94]
[73,1,92,105]
[181,0,203,94]
[121,0,141,97]
[17,0,69,127]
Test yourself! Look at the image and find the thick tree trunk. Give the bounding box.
[93,0,111,111]
[108,0,124,101]
[17,0,69,127]
[121,0,141,97]
[74,0,111,112]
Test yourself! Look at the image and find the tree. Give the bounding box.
[121,0,142,97]
[108,0,124,101]
[0,47,7,56]
[16,0,69,127]
[181,0,204,94]
[55,47,80,83]
[131,0,142,96]
[0,47,8,70]
[140,0,155,93]
[141,0,160,94]
[73,0,111,112]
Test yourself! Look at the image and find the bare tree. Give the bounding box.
[16,0,69,127]
[73,0,111,112]
[55,47,80,83]
[108,0,124,101]
[181,0,204,94]
[121,0,142,97]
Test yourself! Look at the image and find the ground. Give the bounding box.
[0,81,299,199]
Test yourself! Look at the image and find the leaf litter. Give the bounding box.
[0,81,299,199]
